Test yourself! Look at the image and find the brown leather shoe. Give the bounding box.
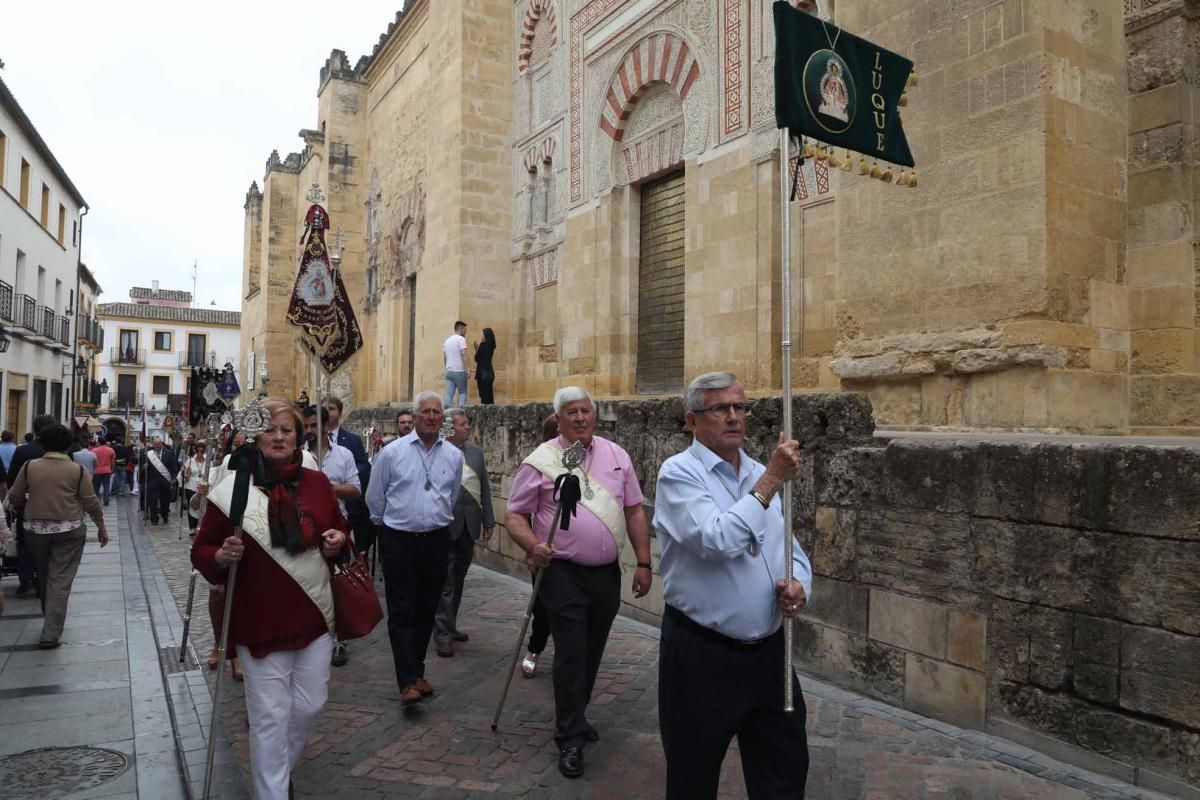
[400,684,422,705]
[415,676,434,697]
[435,642,454,658]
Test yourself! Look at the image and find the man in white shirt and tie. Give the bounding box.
[653,371,812,800]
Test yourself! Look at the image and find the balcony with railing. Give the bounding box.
[16,294,36,331]
[77,378,104,408]
[110,347,147,366]
[35,306,57,343]
[166,394,188,415]
[76,314,104,349]
[178,350,216,368]
[0,280,12,321]
[59,315,70,346]
[109,392,145,410]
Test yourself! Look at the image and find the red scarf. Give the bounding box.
[261,454,315,554]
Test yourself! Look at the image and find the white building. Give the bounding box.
[97,284,240,443]
[0,76,88,438]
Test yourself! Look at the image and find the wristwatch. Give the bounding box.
[750,490,770,509]
[636,561,652,570]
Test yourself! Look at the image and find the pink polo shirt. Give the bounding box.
[92,444,115,475]
[507,435,643,566]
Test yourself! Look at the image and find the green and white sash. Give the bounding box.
[522,441,627,553]
[208,473,335,633]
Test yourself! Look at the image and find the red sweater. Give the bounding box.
[191,468,349,658]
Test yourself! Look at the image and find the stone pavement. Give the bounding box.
[0,494,190,799]
[139,516,1181,800]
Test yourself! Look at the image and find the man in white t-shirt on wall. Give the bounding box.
[443,320,470,406]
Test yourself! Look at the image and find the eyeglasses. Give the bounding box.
[694,403,750,417]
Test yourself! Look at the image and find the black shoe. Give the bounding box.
[331,642,348,667]
[14,585,34,598]
[38,639,61,650]
[586,724,599,743]
[452,631,469,642]
[558,746,584,779]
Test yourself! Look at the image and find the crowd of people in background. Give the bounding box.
[0,317,815,799]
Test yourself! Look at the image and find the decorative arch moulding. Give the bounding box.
[522,136,559,173]
[518,0,560,75]
[599,32,699,142]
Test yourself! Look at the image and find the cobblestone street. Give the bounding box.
[136,501,1172,800]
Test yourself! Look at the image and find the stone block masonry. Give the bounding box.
[348,392,1200,793]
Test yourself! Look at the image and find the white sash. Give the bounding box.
[208,473,335,633]
[460,458,481,504]
[522,441,627,553]
[147,451,172,483]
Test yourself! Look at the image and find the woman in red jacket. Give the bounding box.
[191,398,348,800]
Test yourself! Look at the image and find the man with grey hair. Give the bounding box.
[367,391,463,705]
[505,386,654,779]
[433,408,495,657]
[653,371,812,799]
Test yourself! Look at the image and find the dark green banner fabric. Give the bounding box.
[774,1,915,168]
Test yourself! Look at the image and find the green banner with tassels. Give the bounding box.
[774,1,915,171]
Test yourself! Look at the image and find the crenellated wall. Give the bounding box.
[348,393,1200,794]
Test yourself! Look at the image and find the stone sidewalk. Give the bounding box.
[141,520,1181,800]
[0,495,191,799]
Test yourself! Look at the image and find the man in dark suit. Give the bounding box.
[6,414,55,597]
[434,408,494,657]
[139,436,179,525]
[322,395,372,667]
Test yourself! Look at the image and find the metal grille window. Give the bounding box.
[635,171,686,395]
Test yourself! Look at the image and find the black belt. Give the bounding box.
[385,525,449,537]
[664,605,774,650]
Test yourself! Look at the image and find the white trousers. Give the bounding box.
[238,633,333,800]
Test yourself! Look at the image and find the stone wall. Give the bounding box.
[349,394,1200,794]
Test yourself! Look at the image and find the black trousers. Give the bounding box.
[184,489,199,530]
[539,559,620,748]
[659,606,808,800]
[13,511,37,590]
[147,481,172,523]
[380,526,451,690]
[527,572,551,654]
[476,378,495,405]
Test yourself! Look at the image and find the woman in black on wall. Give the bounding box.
[474,327,497,405]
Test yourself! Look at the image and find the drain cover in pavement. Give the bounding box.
[0,746,130,798]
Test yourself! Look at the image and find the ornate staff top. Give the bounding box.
[438,414,455,441]
[234,397,273,438]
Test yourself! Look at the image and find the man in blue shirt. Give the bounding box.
[653,371,812,799]
[0,430,16,473]
[366,391,463,706]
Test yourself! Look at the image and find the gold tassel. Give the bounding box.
[869,160,882,179]
[908,171,918,188]
[898,93,908,107]
[858,156,870,176]
[896,170,908,186]
[907,72,918,88]
[802,141,815,159]
[840,150,853,171]
[881,165,894,183]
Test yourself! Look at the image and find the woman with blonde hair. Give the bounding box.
[191,398,349,799]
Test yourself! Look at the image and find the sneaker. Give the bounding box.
[400,684,422,705]
[331,641,348,667]
[414,676,434,697]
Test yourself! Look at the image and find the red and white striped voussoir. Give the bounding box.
[600,33,699,142]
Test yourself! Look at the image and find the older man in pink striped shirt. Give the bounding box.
[505,386,654,780]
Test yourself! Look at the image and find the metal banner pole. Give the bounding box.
[180,414,223,663]
[779,128,795,714]
[178,571,198,663]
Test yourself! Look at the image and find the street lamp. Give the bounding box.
[0,324,10,353]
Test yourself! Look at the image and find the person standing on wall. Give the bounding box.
[443,321,470,406]
[433,407,494,657]
[474,327,497,405]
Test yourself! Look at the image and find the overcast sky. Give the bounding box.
[2,2,399,310]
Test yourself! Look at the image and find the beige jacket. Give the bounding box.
[9,454,105,528]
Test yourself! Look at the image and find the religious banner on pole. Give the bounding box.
[774,0,916,184]
[286,184,364,373]
[217,362,241,403]
[189,366,227,426]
